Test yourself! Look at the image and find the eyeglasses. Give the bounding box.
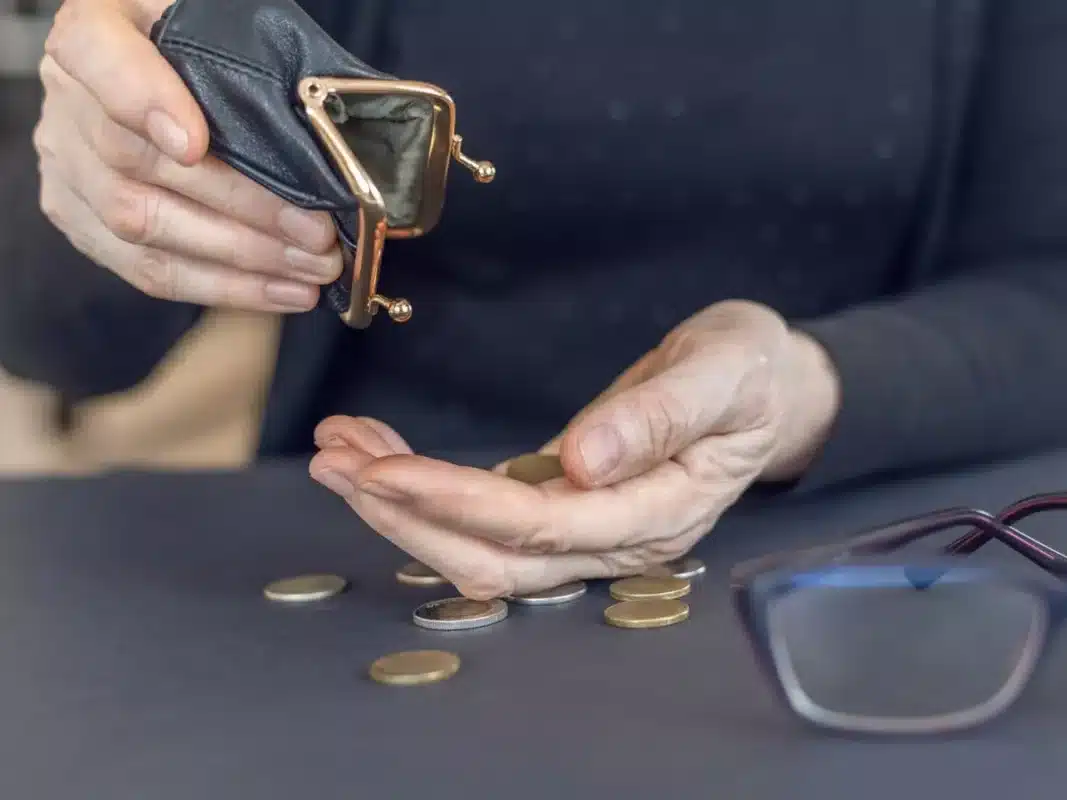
[298,77,495,329]
[731,492,1067,736]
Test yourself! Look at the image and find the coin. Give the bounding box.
[396,561,449,587]
[604,598,690,629]
[609,575,691,602]
[644,557,707,580]
[413,597,509,631]
[369,650,461,686]
[506,453,565,484]
[507,581,587,605]
[262,573,348,603]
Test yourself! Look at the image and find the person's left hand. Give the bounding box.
[308,300,840,599]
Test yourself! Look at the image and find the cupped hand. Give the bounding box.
[308,300,841,599]
[34,0,341,311]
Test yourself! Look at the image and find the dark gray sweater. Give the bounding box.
[4,0,1067,491]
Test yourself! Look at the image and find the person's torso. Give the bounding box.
[304,0,952,454]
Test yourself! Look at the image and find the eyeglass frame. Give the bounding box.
[730,492,1067,736]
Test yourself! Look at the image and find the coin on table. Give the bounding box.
[604,598,690,629]
[369,650,461,686]
[506,453,565,484]
[609,575,691,602]
[644,557,707,581]
[262,573,348,603]
[507,580,587,606]
[396,561,449,587]
[413,597,509,631]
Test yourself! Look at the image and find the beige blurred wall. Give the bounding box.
[0,3,51,78]
[0,5,285,477]
[0,310,282,476]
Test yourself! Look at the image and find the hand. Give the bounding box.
[308,300,841,599]
[34,0,341,312]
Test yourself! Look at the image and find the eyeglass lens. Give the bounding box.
[765,566,1046,732]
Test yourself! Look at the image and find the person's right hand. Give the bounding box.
[34,0,343,311]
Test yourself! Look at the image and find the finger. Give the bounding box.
[350,453,719,553]
[309,449,625,598]
[526,350,658,469]
[45,0,209,165]
[313,416,413,457]
[39,171,319,312]
[48,67,338,255]
[559,338,774,488]
[36,81,341,283]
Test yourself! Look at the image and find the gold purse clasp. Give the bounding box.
[298,77,494,329]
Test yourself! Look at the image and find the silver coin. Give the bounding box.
[507,581,587,605]
[413,597,509,631]
[645,557,707,580]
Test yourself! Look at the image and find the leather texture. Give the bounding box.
[150,0,432,315]
[2,450,1067,797]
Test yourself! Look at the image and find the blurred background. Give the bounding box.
[0,1,55,78]
[0,2,280,477]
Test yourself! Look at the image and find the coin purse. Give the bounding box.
[151,0,495,329]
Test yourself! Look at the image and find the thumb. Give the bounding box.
[559,342,770,489]
[47,0,210,165]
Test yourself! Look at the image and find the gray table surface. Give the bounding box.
[2,449,1067,799]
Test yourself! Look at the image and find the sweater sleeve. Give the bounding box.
[792,0,1067,490]
[0,79,201,402]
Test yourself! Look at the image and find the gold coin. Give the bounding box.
[262,574,348,603]
[604,599,689,629]
[396,561,449,587]
[609,575,691,602]
[369,650,461,686]
[506,453,565,484]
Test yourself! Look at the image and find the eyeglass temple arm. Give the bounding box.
[733,509,1012,586]
[938,493,1067,574]
[731,506,1062,589]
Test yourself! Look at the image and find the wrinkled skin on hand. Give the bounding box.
[36,0,341,311]
[310,300,840,599]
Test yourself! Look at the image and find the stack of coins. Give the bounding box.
[603,575,692,630]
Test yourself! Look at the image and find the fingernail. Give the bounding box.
[145,110,188,161]
[264,280,314,310]
[285,247,338,282]
[579,424,624,482]
[278,206,329,251]
[359,481,409,502]
[312,468,355,498]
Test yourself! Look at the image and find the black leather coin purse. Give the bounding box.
[151,0,495,328]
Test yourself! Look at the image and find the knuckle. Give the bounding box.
[512,492,572,555]
[43,2,82,67]
[99,179,158,244]
[92,119,158,177]
[594,551,637,578]
[37,54,62,91]
[32,120,54,162]
[633,390,690,461]
[517,524,570,556]
[38,178,64,229]
[128,248,179,300]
